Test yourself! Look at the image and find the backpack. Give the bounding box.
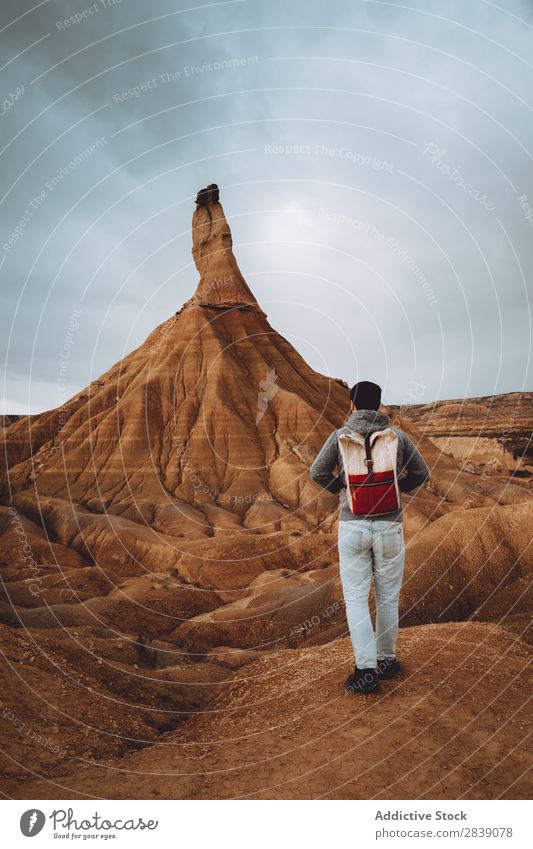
[338,428,400,517]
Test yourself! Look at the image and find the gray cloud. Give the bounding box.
[1,0,532,412]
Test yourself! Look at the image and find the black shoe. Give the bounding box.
[377,657,402,679]
[345,667,379,694]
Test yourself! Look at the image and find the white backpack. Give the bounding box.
[338,428,400,517]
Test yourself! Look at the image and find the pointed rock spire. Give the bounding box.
[190,184,263,312]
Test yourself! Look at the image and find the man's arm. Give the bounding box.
[399,433,430,492]
[309,431,343,493]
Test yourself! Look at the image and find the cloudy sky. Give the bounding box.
[1,0,532,413]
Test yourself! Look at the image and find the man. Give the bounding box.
[309,380,430,694]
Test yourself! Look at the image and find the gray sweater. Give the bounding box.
[309,409,430,523]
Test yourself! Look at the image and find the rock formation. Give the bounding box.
[1,187,531,800]
[2,187,353,563]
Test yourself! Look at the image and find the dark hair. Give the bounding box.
[350,380,382,411]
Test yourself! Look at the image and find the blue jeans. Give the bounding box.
[338,519,405,669]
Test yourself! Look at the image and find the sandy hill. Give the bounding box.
[7,621,531,800]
